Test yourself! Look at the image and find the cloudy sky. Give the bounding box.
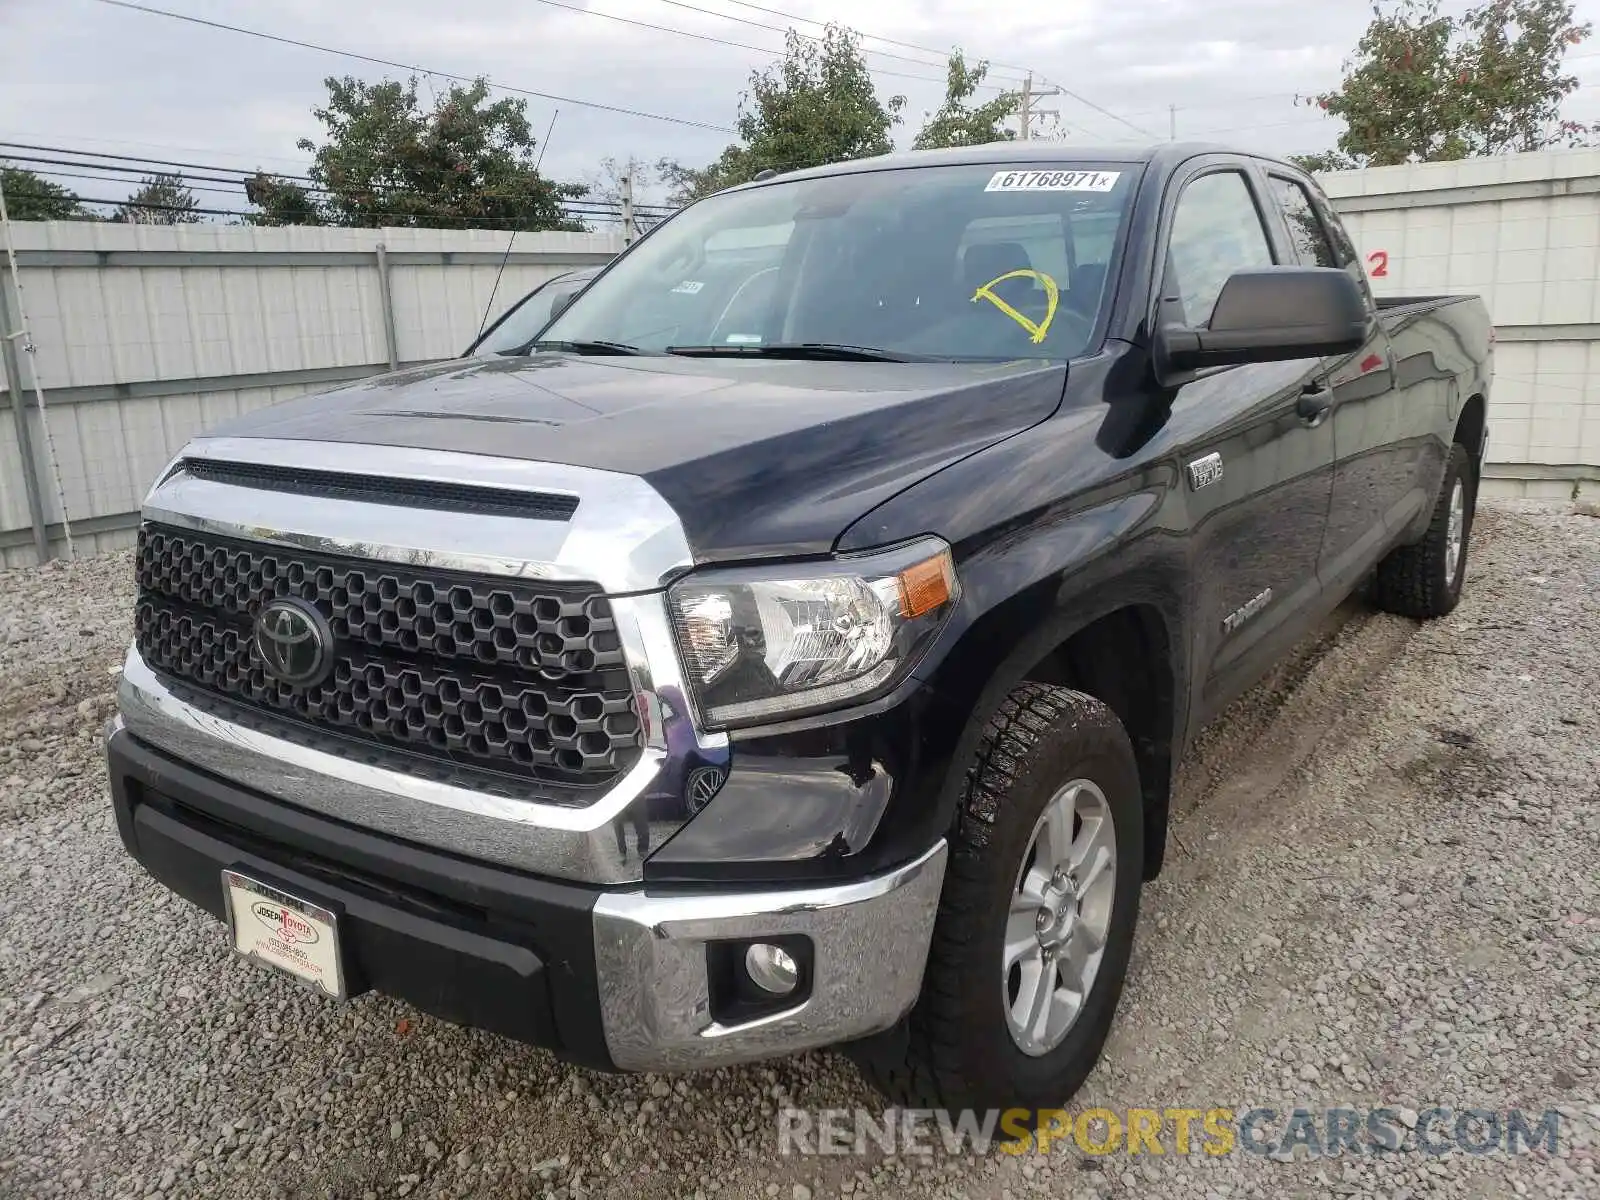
[4,0,1600,211]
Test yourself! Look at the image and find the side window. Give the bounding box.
[1268,175,1338,268]
[479,275,584,353]
[1164,170,1275,326]
[1298,178,1359,266]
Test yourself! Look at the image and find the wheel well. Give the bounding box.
[1022,605,1176,880]
[1456,392,1486,470]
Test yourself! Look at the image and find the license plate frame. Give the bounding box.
[221,869,347,1001]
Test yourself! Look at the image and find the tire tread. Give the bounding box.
[854,682,1132,1110]
[1371,442,1473,620]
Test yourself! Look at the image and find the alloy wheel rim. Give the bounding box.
[1003,778,1117,1056]
[1445,479,1465,584]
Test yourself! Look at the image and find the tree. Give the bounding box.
[243,173,323,226]
[654,156,713,207]
[1288,150,1359,173]
[913,52,1020,150]
[586,155,654,207]
[670,25,906,202]
[114,173,202,224]
[0,166,94,220]
[245,75,585,229]
[1310,0,1593,167]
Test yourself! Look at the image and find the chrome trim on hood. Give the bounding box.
[147,437,694,594]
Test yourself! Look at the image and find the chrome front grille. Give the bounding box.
[132,523,643,793]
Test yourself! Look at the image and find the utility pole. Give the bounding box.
[0,262,48,564]
[1017,72,1061,141]
[620,168,636,246]
[1169,105,1177,141]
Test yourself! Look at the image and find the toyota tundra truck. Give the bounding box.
[105,142,1492,1111]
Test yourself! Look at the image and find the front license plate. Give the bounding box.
[222,870,346,1000]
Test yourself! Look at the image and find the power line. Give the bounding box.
[94,0,967,121]
[88,0,1146,157]
[0,141,313,184]
[1,156,676,218]
[3,152,274,190]
[1,145,674,215]
[90,0,736,133]
[0,129,312,171]
[713,0,1037,78]
[5,189,670,226]
[646,0,1022,80]
[522,0,982,89]
[2,166,260,197]
[1035,76,1156,139]
[692,1,1150,133]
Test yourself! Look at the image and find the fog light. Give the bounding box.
[743,942,800,995]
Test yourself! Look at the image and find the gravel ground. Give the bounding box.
[1,499,1596,1200]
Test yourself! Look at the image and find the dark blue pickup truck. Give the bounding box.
[105,141,1491,1112]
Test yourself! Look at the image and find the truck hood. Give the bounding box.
[209,353,1067,562]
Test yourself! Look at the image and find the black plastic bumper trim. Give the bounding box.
[107,728,615,1070]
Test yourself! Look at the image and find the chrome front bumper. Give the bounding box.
[108,716,948,1073]
[592,839,947,1070]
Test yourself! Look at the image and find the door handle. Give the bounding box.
[1297,381,1332,424]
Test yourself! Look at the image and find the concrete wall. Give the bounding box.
[1320,148,1600,500]
[0,222,624,566]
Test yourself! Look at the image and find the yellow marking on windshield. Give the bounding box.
[972,269,1059,344]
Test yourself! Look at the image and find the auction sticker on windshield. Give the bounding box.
[221,870,346,1000]
[985,169,1121,192]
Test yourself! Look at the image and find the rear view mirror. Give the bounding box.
[1158,266,1370,376]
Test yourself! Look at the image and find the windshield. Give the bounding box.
[539,161,1138,361]
[474,271,595,355]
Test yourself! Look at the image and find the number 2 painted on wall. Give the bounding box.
[1367,250,1389,277]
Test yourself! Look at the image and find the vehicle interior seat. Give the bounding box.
[961,241,1040,305]
[1067,262,1107,318]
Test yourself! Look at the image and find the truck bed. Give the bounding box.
[1374,294,1481,318]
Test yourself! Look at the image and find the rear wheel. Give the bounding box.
[851,683,1143,1112]
[1371,442,1475,619]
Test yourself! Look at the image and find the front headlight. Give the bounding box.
[667,537,959,729]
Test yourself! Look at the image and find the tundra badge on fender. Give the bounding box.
[1223,588,1274,634]
[1188,452,1224,490]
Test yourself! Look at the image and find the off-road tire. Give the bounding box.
[851,683,1144,1113]
[1371,442,1475,619]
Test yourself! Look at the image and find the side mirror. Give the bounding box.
[548,290,578,321]
[1158,266,1370,376]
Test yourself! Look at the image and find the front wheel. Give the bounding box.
[852,683,1144,1112]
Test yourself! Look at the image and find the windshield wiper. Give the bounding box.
[665,342,921,362]
[528,338,644,356]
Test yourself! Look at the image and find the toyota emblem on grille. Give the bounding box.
[253,598,334,687]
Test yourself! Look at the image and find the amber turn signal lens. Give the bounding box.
[897,551,955,619]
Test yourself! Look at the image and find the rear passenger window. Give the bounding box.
[1309,184,1359,267]
[1164,171,1275,327]
[1269,176,1339,268]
